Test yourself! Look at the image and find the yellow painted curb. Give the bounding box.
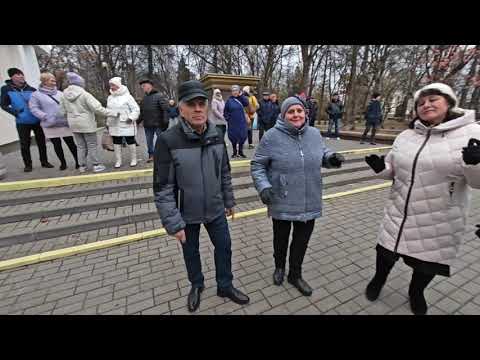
[0,169,153,192]
[0,181,392,272]
[337,146,392,155]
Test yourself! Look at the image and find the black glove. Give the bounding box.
[260,188,274,205]
[476,224,480,239]
[365,154,386,174]
[329,153,345,168]
[462,138,480,165]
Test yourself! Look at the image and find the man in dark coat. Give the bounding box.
[257,90,276,141]
[137,79,169,162]
[325,93,344,140]
[361,92,383,145]
[153,80,250,312]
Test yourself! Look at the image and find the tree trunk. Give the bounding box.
[345,45,360,130]
[146,45,154,78]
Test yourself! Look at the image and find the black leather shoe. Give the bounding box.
[365,276,385,301]
[238,153,247,159]
[24,165,33,172]
[187,286,204,312]
[59,163,67,171]
[273,268,285,286]
[41,162,54,168]
[217,286,250,305]
[288,277,313,296]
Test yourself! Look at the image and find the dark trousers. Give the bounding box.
[373,248,435,294]
[327,117,340,138]
[247,128,253,145]
[272,219,315,279]
[181,214,233,290]
[112,136,135,145]
[230,141,245,156]
[16,123,48,167]
[144,127,162,156]
[50,136,79,166]
[361,123,378,142]
[258,123,274,142]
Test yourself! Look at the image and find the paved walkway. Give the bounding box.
[0,187,479,315]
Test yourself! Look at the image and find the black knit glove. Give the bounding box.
[329,153,345,168]
[365,154,386,174]
[260,188,274,205]
[476,224,480,239]
[462,138,480,165]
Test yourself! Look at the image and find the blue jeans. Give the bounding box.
[327,117,340,137]
[144,127,162,156]
[181,214,233,290]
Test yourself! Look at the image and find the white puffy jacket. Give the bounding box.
[106,86,140,137]
[376,110,480,266]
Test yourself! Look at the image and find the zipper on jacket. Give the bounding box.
[200,146,207,218]
[449,182,455,201]
[298,133,306,220]
[393,130,431,253]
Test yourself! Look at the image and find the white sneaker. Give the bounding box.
[93,164,106,172]
[336,137,341,140]
[114,162,121,168]
[79,166,87,173]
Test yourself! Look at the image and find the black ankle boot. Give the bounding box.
[409,288,428,315]
[366,275,386,301]
[287,276,312,296]
[273,268,285,285]
[59,163,67,171]
[408,271,434,315]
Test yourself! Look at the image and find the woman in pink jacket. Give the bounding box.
[364,83,480,315]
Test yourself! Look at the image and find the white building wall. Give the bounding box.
[0,45,51,146]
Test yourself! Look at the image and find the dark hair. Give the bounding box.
[332,93,339,97]
[139,79,154,86]
[372,92,381,99]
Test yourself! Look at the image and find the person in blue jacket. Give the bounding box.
[223,85,249,158]
[1,68,53,172]
[361,92,383,145]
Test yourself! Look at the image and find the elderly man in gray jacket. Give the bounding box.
[153,80,250,312]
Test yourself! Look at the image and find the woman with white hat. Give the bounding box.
[363,82,480,315]
[106,77,140,168]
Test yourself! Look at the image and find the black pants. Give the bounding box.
[247,128,253,145]
[272,219,315,279]
[112,136,135,145]
[230,141,245,156]
[16,123,48,167]
[361,123,378,142]
[50,136,79,166]
[373,246,436,295]
[258,123,274,142]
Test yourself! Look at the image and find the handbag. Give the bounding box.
[101,128,114,151]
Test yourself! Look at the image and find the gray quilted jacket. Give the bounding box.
[376,110,480,265]
[250,118,336,221]
[153,118,235,235]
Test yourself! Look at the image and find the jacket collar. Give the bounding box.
[275,118,308,137]
[180,117,219,142]
[412,110,477,135]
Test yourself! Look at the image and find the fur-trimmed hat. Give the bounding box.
[414,82,462,114]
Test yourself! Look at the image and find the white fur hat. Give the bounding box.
[413,82,462,114]
[242,85,250,94]
[109,76,123,87]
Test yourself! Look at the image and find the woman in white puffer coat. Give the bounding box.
[106,77,140,168]
[363,82,480,315]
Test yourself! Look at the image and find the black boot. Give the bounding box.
[238,145,247,158]
[41,162,54,168]
[370,128,377,145]
[408,271,435,315]
[288,275,312,296]
[24,164,33,172]
[59,162,67,171]
[365,250,396,301]
[273,268,285,286]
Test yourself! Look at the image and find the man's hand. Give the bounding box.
[462,138,480,166]
[226,208,235,220]
[365,154,386,174]
[329,153,345,168]
[174,230,186,244]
